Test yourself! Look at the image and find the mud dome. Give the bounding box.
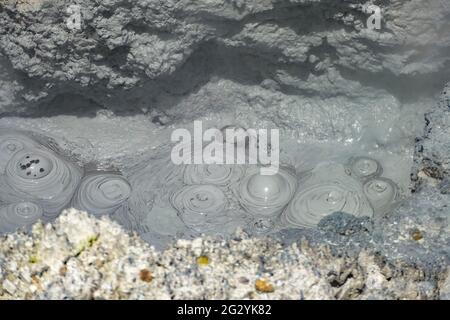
[0,0,449,251]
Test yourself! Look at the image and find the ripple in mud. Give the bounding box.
[0,202,43,234]
[346,156,383,180]
[72,173,131,216]
[363,177,400,215]
[0,131,40,173]
[184,164,244,186]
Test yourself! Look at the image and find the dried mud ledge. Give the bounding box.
[0,0,449,299]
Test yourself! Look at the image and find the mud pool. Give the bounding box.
[0,118,412,249]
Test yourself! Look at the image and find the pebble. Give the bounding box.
[255,279,275,293]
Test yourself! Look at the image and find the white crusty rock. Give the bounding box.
[0,208,442,300]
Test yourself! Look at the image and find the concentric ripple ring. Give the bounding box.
[281,162,373,228]
[347,156,383,180]
[170,184,228,232]
[1,148,83,218]
[184,164,245,187]
[72,173,132,216]
[363,177,399,215]
[282,182,373,228]
[0,202,43,234]
[0,132,39,173]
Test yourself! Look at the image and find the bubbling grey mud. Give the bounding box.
[147,140,396,238]
[121,144,403,245]
[1,148,82,218]
[0,128,405,246]
[0,130,130,234]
